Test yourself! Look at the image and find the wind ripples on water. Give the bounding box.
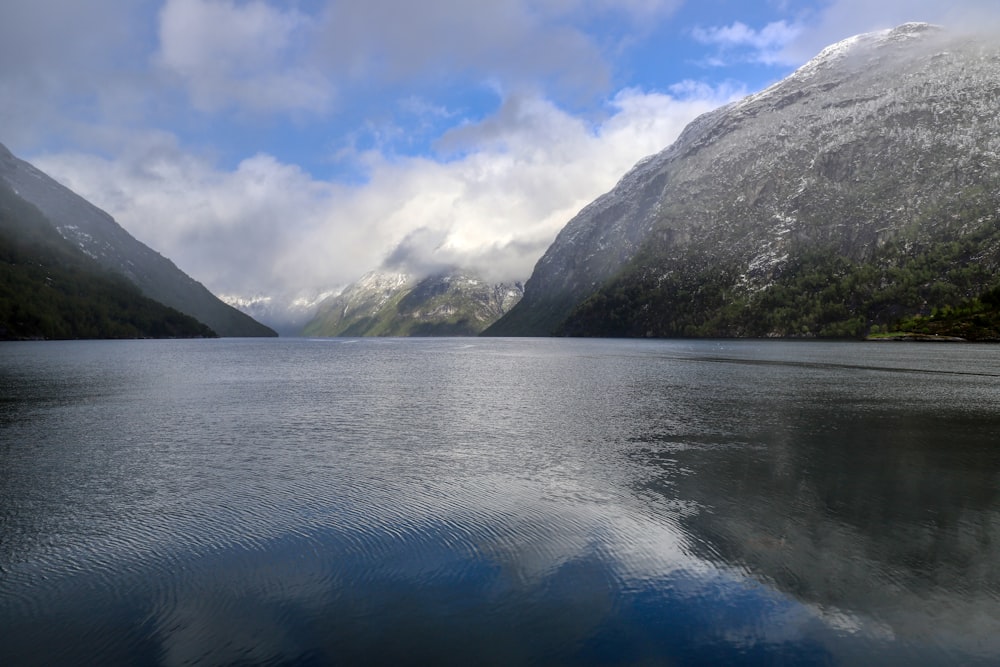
[3,338,1000,665]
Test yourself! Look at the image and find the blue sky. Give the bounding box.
[3,0,998,302]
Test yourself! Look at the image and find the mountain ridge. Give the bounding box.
[0,143,276,337]
[304,270,523,337]
[486,23,1000,338]
[0,179,216,339]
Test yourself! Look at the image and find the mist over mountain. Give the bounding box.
[219,292,335,337]
[303,271,523,337]
[487,24,1000,338]
[0,179,215,340]
[0,143,276,338]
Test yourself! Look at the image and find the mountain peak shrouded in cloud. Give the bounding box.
[3,1,997,322]
[30,85,738,309]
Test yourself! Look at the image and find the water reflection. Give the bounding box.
[1,339,999,665]
[624,348,1000,661]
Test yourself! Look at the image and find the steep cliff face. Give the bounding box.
[303,271,523,337]
[0,143,276,337]
[487,24,1000,337]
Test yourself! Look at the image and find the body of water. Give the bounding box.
[2,337,999,665]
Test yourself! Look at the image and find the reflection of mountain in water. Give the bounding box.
[623,354,1000,654]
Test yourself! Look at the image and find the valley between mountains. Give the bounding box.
[3,23,1000,340]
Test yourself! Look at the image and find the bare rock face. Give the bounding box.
[488,24,1000,337]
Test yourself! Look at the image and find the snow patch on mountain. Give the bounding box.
[489,23,1000,337]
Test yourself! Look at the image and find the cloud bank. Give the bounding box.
[36,85,737,298]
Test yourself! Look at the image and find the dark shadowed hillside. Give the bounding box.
[0,181,215,340]
[0,143,276,337]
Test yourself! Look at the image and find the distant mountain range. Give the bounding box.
[487,24,1000,339]
[303,271,523,337]
[0,143,276,338]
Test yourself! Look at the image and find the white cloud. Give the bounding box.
[155,0,331,113]
[776,0,1000,65]
[688,2,1000,77]
[35,84,739,300]
[0,0,685,150]
[692,20,803,66]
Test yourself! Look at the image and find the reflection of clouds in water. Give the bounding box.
[807,605,895,640]
[163,467,1000,662]
[6,424,982,665]
[144,469,870,664]
[669,435,1000,651]
[609,342,1000,659]
[7,340,1000,665]
[141,402,969,664]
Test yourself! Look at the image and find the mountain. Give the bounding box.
[0,143,276,337]
[303,271,524,337]
[0,179,215,339]
[486,24,1000,338]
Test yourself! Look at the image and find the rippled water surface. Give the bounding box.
[2,338,999,665]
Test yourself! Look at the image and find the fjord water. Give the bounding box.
[2,338,999,666]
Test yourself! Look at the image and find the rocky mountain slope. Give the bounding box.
[0,143,276,337]
[486,24,1000,338]
[0,179,215,339]
[303,271,523,337]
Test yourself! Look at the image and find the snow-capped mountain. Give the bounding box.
[487,24,1000,337]
[303,270,523,337]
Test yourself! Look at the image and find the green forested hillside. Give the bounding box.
[874,286,1000,341]
[0,183,216,340]
[559,214,1000,339]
